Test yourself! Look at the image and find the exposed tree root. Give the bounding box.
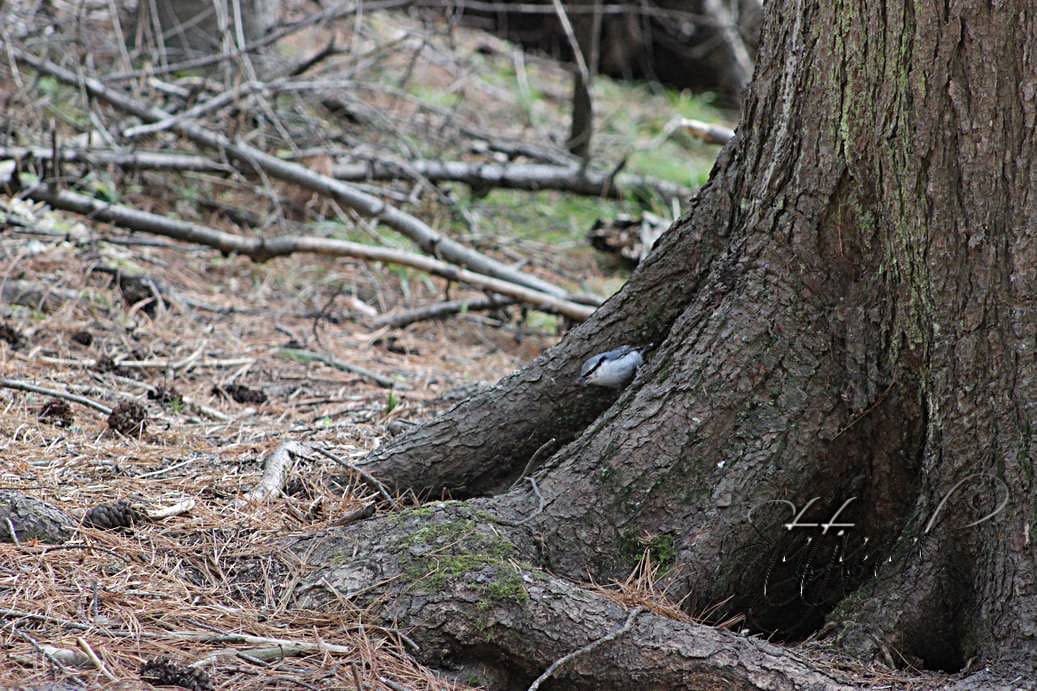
[291,503,856,690]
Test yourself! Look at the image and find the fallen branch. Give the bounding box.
[466,135,576,167]
[332,158,689,200]
[35,354,254,372]
[76,637,116,681]
[9,644,91,670]
[122,77,358,141]
[311,446,400,509]
[0,378,112,415]
[21,185,595,320]
[183,631,356,664]
[237,441,309,505]
[372,295,515,329]
[0,146,232,174]
[6,144,688,200]
[12,50,593,306]
[278,348,399,389]
[673,118,735,145]
[144,498,197,520]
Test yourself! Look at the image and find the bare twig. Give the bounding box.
[527,606,645,691]
[380,677,412,691]
[181,630,357,659]
[145,498,197,519]
[0,378,113,415]
[550,0,590,85]
[675,118,736,145]
[311,446,400,509]
[372,295,515,329]
[22,185,596,320]
[0,146,232,173]
[12,50,591,306]
[237,441,309,505]
[35,354,254,372]
[510,437,558,490]
[76,637,116,681]
[278,348,399,389]
[3,623,79,673]
[332,158,689,200]
[330,502,376,527]
[0,609,90,632]
[517,477,545,525]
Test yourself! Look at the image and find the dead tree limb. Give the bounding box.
[676,118,735,145]
[0,378,113,415]
[4,146,688,200]
[278,348,399,388]
[651,117,735,148]
[21,185,596,320]
[372,295,516,329]
[237,441,309,505]
[0,146,232,174]
[332,159,690,200]
[11,50,593,306]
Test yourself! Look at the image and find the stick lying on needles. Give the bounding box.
[332,158,690,201]
[372,295,516,329]
[0,147,231,174]
[21,185,595,321]
[1,146,686,203]
[11,49,596,308]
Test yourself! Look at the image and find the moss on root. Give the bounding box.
[397,508,528,608]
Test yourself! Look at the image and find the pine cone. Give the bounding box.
[82,500,144,530]
[107,401,148,436]
[38,400,74,427]
[141,657,214,691]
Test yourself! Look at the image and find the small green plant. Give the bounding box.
[385,390,399,414]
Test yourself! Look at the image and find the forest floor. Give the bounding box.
[0,3,732,688]
[0,2,959,690]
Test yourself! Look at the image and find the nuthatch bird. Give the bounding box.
[578,345,644,388]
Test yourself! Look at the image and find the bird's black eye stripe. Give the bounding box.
[583,356,605,378]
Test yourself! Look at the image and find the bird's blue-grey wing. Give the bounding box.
[601,345,636,360]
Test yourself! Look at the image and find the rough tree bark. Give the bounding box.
[285,1,1037,686]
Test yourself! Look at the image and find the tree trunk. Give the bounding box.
[285,1,1037,685]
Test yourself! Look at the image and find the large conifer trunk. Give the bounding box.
[292,0,1037,684]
